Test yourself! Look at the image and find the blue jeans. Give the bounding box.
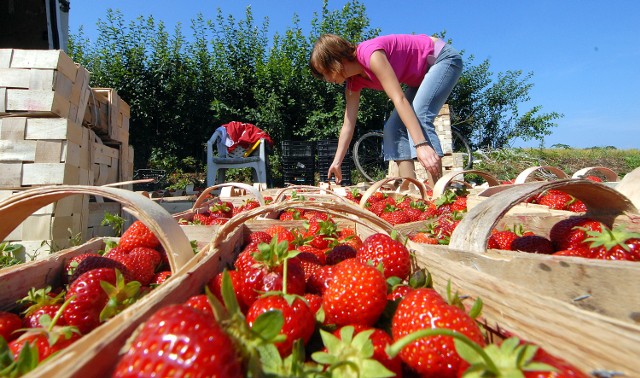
[383,44,463,160]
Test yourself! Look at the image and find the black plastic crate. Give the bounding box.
[282,156,315,185]
[317,139,351,185]
[282,140,316,158]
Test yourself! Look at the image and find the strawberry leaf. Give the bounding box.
[250,310,285,343]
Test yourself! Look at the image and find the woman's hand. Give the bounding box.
[328,163,343,184]
[416,145,442,181]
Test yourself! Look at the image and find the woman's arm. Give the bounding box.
[328,88,360,183]
[368,50,442,179]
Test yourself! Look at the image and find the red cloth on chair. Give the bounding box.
[223,121,273,153]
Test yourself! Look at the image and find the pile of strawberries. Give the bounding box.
[177,196,271,226]
[108,216,588,377]
[0,220,172,375]
[488,217,640,260]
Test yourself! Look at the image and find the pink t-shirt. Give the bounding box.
[348,34,435,92]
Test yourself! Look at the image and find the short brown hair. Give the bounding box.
[309,34,357,79]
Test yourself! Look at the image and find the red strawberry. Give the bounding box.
[264,225,295,247]
[0,311,22,342]
[151,270,172,286]
[585,226,640,261]
[325,244,357,265]
[322,259,387,327]
[236,241,305,308]
[184,294,214,316]
[510,235,554,254]
[303,293,323,315]
[248,231,273,245]
[107,247,161,286]
[63,252,100,283]
[209,201,234,218]
[410,232,439,245]
[487,230,518,250]
[391,287,485,377]
[297,244,327,265]
[246,295,315,357]
[64,268,138,334]
[357,233,411,280]
[537,189,572,210]
[68,255,131,284]
[549,217,603,251]
[112,304,242,377]
[333,325,403,378]
[380,207,411,225]
[118,221,160,253]
[9,325,80,362]
[306,264,336,295]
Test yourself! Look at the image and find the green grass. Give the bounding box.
[471,147,640,181]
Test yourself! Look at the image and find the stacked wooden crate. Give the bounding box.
[389,104,464,181]
[0,49,134,255]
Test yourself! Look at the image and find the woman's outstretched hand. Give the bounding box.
[328,163,343,184]
[416,145,442,181]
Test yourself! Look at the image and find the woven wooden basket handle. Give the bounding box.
[271,185,348,204]
[572,166,619,182]
[514,166,568,184]
[0,185,193,272]
[431,169,500,198]
[211,199,395,248]
[192,182,265,210]
[359,176,429,208]
[449,179,639,253]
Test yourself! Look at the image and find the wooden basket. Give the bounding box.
[0,185,194,311]
[430,169,500,198]
[411,179,640,325]
[28,199,393,377]
[173,182,264,248]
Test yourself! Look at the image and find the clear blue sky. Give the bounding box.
[69,0,640,149]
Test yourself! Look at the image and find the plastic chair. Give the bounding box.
[206,129,269,187]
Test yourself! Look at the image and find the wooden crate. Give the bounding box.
[90,131,120,186]
[27,199,640,377]
[0,117,93,188]
[0,49,90,124]
[83,88,130,145]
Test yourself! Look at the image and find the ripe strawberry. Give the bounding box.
[410,232,439,245]
[333,325,403,378]
[357,233,411,280]
[510,235,554,254]
[0,311,22,342]
[325,244,357,265]
[108,247,161,286]
[246,295,315,357]
[64,268,139,334]
[549,217,603,251]
[184,294,214,317]
[264,225,295,248]
[391,288,485,377]
[112,304,242,377]
[191,212,213,225]
[248,231,273,245]
[236,240,306,308]
[487,230,518,250]
[279,208,302,221]
[209,201,234,218]
[567,199,587,213]
[584,226,640,261]
[306,264,336,295]
[537,189,572,210]
[118,220,160,253]
[63,252,100,283]
[9,325,80,362]
[322,259,387,327]
[68,255,131,284]
[151,270,172,286]
[380,207,411,225]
